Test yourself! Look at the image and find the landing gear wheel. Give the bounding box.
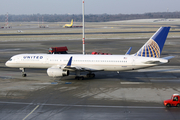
[166,103,171,107]
[177,103,180,107]
[75,76,84,80]
[86,73,95,78]
[86,74,90,78]
[80,76,84,80]
[22,74,27,77]
[91,73,95,78]
[20,68,27,77]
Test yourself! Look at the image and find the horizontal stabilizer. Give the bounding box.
[144,56,172,64]
[162,56,174,60]
[144,61,161,64]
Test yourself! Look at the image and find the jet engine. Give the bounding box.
[47,68,69,77]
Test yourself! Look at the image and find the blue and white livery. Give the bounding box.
[5,27,174,79]
[134,27,170,58]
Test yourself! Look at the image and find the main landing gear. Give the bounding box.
[20,68,27,77]
[86,73,95,78]
[75,76,84,80]
[74,72,95,80]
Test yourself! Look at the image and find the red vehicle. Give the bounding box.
[72,26,83,28]
[164,94,180,107]
[49,46,68,54]
[91,51,112,55]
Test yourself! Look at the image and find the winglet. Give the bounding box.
[66,56,73,67]
[125,47,132,55]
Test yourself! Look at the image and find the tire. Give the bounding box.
[92,74,95,78]
[166,103,171,107]
[86,74,90,78]
[176,103,180,107]
[90,74,95,78]
[22,74,27,77]
[75,76,84,80]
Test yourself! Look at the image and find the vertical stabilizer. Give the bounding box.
[71,19,73,26]
[134,27,170,58]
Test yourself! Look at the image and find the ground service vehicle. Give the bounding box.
[49,46,68,54]
[91,52,112,55]
[164,94,180,107]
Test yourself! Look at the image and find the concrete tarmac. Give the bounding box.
[0,38,180,120]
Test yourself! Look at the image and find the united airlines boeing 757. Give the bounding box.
[5,27,174,80]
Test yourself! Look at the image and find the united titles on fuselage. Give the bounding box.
[23,56,43,59]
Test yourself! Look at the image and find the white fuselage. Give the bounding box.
[5,54,168,71]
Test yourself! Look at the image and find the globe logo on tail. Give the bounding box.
[135,39,160,58]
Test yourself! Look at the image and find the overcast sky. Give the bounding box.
[0,0,180,15]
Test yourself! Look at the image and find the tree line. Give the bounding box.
[0,12,180,22]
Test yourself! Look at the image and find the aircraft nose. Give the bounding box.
[5,61,9,67]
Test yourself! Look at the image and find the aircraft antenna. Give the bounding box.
[82,0,85,55]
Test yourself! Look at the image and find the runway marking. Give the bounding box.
[0,101,164,109]
[0,48,20,52]
[150,80,180,82]
[136,76,177,78]
[120,82,152,85]
[43,103,164,109]
[22,105,39,120]
[0,101,32,105]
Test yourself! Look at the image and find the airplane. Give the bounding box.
[5,27,174,80]
[63,19,73,28]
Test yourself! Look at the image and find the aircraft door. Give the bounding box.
[43,56,49,64]
[132,57,136,70]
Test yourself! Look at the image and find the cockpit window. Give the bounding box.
[9,59,12,61]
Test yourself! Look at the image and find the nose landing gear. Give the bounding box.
[20,68,27,77]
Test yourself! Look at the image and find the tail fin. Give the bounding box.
[134,27,170,58]
[71,19,73,25]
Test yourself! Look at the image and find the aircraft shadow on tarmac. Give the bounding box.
[56,70,178,83]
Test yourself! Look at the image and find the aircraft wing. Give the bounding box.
[64,66,103,72]
[63,56,104,72]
